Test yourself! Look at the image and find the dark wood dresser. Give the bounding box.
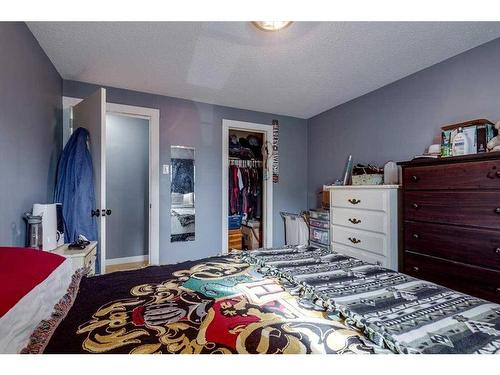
[399,153,500,303]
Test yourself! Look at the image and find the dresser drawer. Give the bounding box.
[404,160,500,190]
[405,221,500,270]
[332,243,387,267]
[331,189,387,211]
[404,251,500,303]
[332,225,386,256]
[332,207,387,234]
[84,247,97,276]
[404,191,500,229]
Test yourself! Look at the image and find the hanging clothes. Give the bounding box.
[228,161,263,221]
[54,127,99,270]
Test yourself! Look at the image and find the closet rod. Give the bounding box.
[229,159,263,168]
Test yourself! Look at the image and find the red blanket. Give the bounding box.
[0,247,65,317]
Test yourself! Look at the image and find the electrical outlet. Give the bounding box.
[162,164,169,175]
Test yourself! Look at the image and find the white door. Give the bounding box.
[72,88,107,274]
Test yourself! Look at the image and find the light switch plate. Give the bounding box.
[162,164,169,175]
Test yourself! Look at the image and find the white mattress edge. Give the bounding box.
[0,258,74,354]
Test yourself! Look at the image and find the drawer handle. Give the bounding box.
[495,208,500,214]
[348,237,361,244]
[412,233,419,239]
[348,218,361,224]
[487,168,500,179]
[348,198,361,205]
[412,266,419,272]
[495,248,500,255]
[411,175,419,182]
[412,203,419,209]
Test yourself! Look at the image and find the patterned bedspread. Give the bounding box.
[242,246,500,354]
[37,255,382,354]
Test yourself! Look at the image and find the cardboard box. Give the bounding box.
[242,222,261,249]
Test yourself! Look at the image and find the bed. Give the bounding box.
[4,245,500,354]
[40,254,381,354]
[243,246,500,354]
[0,247,80,354]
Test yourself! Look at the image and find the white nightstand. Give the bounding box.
[52,241,98,276]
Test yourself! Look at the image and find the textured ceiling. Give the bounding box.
[28,22,500,118]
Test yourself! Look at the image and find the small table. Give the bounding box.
[52,241,98,276]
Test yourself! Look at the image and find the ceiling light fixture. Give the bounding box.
[252,21,292,32]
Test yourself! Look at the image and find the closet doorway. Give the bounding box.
[222,119,273,254]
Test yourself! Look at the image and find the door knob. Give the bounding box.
[412,266,419,272]
[495,248,500,255]
[411,175,419,182]
[413,233,419,239]
[106,209,112,216]
[91,209,100,217]
[412,203,419,209]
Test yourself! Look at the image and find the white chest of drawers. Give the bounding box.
[51,241,98,276]
[324,185,399,270]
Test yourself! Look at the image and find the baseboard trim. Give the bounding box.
[106,255,148,266]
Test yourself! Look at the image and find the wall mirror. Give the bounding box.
[170,146,195,242]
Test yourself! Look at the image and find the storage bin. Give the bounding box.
[309,218,329,230]
[309,209,329,221]
[228,215,242,229]
[309,227,329,246]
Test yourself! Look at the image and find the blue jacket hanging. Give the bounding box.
[54,127,99,271]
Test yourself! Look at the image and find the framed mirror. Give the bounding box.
[170,146,195,242]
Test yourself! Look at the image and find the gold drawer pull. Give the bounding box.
[412,203,419,209]
[348,218,361,224]
[411,175,419,182]
[348,237,361,244]
[412,266,419,272]
[413,233,419,239]
[487,168,500,179]
[348,198,361,205]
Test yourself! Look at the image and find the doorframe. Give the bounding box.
[62,97,160,270]
[222,119,273,254]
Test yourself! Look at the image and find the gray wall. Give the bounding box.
[106,114,149,260]
[307,37,500,207]
[63,80,308,264]
[0,22,62,246]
